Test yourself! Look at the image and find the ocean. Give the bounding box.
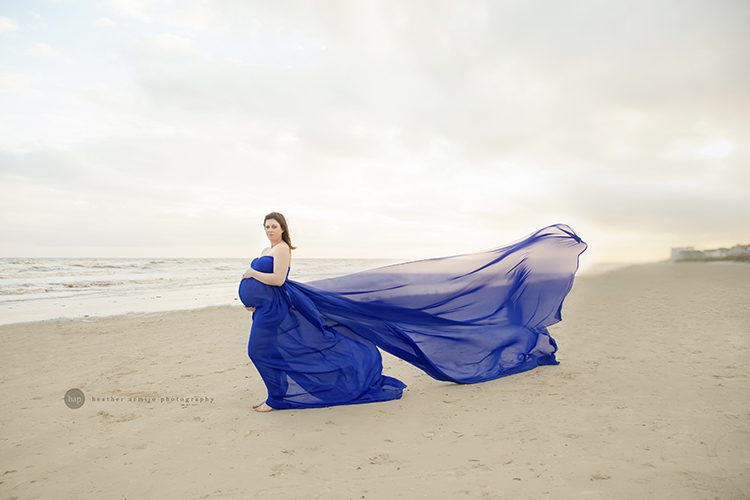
[0,257,402,326]
[0,257,627,326]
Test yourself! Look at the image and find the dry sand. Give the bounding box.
[1,261,748,499]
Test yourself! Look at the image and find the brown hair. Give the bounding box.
[263,212,297,250]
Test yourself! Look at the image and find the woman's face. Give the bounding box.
[264,218,283,242]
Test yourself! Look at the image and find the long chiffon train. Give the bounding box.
[239,223,588,410]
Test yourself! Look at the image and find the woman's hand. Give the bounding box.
[242,268,255,279]
[245,306,256,313]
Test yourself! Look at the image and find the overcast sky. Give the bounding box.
[0,0,748,266]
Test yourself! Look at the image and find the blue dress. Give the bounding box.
[238,223,588,410]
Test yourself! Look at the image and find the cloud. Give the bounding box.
[663,138,734,161]
[101,0,221,29]
[0,71,39,94]
[143,33,194,52]
[93,17,115,28]
[0,16,19,33]
[115,1,750,169]
[1,0,748,259]
[25,42,62,57]
[103,0,153,22]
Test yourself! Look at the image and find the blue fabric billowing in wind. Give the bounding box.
[238,223,588,410]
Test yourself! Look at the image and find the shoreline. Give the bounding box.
[0,260,677,328]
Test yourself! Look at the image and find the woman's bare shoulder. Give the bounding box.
[265,242,291,257]
[275,241,291,253]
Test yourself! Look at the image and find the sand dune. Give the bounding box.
[1,261,748,499]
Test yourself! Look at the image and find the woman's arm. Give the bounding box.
[244,248,291,286]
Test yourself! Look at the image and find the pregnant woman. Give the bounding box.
[239,212,588,413]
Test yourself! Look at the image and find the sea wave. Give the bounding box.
[0,286,51,296]
[60,280,129,289]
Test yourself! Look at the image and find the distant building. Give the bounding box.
[728,244,750,257]
[670,246,694,261]
[704,249,727,258]
[671,244,750,262]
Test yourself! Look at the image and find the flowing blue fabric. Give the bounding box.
[239,223,588,410]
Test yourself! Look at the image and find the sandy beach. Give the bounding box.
[1,261,748,499]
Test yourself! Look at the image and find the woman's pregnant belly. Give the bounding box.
[238,277,289,328]
[238,256,282,310]
[238,278,275,308]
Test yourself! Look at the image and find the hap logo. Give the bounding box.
[64,388,85,409]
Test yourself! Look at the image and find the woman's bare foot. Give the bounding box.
[253,402,274,412]
[252,396,269,409]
